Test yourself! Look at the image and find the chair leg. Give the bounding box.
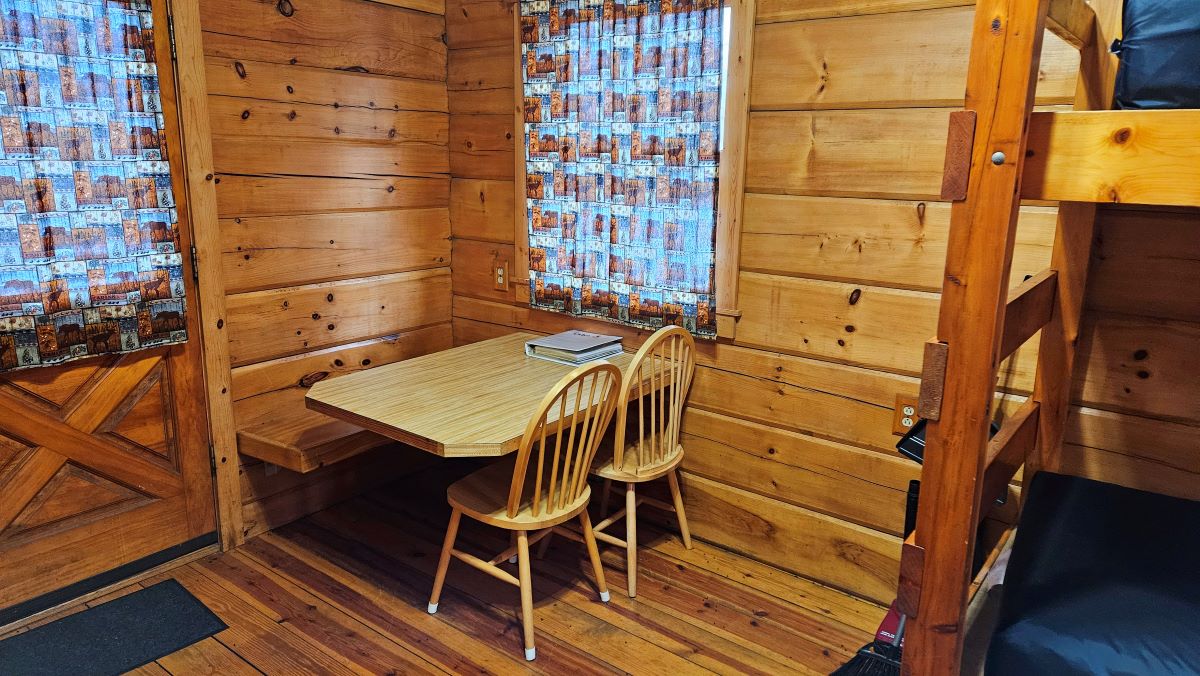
[428,507,461,613]
[625,482,637,598]
[667,470,693,550]
[599,478,612,517]
[516,530,536,660]
[536,530,553,559]
[579,511,611,602]
[509,531,518,564]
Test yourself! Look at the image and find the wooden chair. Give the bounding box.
[427,361,622,661]
[590,325,697,597]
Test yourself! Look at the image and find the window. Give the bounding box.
[519,0,728,338]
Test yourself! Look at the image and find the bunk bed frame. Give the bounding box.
[898,0,1200,672]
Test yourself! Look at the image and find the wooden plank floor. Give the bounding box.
[6,465,885,675]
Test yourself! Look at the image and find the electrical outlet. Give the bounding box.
[893,394,919,436]
[493,262,508,291]
[491,251,510,292]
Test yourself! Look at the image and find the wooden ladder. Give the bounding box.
[898,0,1123,673]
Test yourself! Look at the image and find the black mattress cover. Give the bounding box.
[986,472,1200,675]
[1114,0,1200,110]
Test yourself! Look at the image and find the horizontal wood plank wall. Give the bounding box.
[199,0,452,540]
[447,0,1199,604]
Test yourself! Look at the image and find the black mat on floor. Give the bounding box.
[0,579,226,676]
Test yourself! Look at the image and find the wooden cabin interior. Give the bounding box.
[0,0,1198,673]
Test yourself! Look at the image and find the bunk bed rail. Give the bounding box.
[1023,109,1200,205]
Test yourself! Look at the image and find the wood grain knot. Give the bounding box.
[300,372,328,388]
[276,0,295,17]
[848,288,862,305]
[233,61,247,79]
[1112,127,1132,144]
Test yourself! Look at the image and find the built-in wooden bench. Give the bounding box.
[235,387,392,474]
[230,330,454,474]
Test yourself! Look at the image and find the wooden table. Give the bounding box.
[305,333,634,457]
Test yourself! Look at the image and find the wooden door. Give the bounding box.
[0,0,215,621]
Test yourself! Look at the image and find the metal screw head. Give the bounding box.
[991,151,1006,165]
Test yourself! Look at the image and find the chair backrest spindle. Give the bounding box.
[613,326,697,474]
[509,361,622,519]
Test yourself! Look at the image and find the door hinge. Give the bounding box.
[166,7,178,62]
[190,244,199,282]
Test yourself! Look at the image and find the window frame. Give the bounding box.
[510,0,756,340]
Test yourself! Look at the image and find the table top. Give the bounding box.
[305,332,635,457]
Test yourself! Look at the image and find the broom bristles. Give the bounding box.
[830,643,902,676]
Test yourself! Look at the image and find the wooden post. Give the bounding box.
[1028,0,1122,477]
[168,0,244,549]
[904,1,1051,673]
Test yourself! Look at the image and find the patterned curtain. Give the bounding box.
[520,0,722,338]
[0,0,187,372]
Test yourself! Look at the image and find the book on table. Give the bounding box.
[524,330,623,365]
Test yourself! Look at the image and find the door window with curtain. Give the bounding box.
[0,0,188,371]
[520,0,724,338]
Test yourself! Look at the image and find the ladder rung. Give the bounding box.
[998,269,1057,362]
[1046,0,1096,51]
[968,527,1014,603]
[980,399,1040,509]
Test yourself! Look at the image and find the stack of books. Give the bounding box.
[524,330,623,366]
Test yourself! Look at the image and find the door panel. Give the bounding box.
[0,0,215,615]
[0,345,214,608]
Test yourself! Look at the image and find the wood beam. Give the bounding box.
[1046,0,1095,50]
[998,269,1057,362]
[981,400,1039,509]
[1023,110,1200,206]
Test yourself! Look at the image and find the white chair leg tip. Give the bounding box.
[508,555,518,564]
[525,647,537,661]
[600,590,611,602]
[427,602,438,614]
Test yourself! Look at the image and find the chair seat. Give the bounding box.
[448,456,592,530]
[590,439,683,482]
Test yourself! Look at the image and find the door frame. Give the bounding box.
[166,0,244,549]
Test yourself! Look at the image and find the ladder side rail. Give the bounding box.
[903,1,1054,673]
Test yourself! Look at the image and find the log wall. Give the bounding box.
[198,0,452,539]
[447,0,1200,605]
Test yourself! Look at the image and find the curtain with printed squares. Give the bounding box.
[520,0,722,338]
[0,0,187,371]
